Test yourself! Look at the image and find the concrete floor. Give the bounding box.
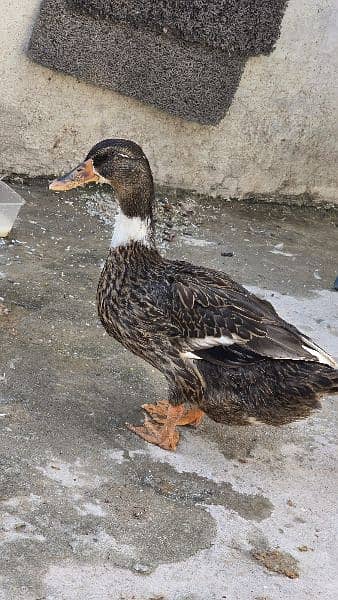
[0,184,337,600]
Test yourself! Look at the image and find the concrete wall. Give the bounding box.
[1,0,338,204]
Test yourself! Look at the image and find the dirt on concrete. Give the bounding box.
[0,182,337,600]
[251,548,300,579]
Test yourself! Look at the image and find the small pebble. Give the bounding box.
[298,545,313,552]
[132,563,151,574]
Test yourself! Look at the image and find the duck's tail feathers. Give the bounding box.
[198,359,338,426]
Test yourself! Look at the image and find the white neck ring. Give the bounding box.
[110,208,152,248]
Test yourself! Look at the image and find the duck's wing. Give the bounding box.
[170,265,335,368]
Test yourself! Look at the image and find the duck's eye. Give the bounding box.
[93,151,110,167]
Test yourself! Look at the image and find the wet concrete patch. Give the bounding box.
[0,455,217,597]
[123,457,272,521]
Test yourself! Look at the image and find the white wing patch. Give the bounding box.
[181,335,236,361]
[189,335,236,349]
[181,333,337,368]
[181,351,202,360]
[301,339,336,367]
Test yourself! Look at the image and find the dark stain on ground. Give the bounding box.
[0,453,216,595]
[0,435,272,595]
[124,457,272,522]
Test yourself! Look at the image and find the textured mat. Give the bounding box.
[28,0,246,124]
[69,0,288,56]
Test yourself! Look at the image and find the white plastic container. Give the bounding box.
[0,182,25,237]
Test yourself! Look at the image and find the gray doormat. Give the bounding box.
[28,0,288,123]
[28,0,246,124]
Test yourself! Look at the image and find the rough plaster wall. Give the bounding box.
[0,0,337,203]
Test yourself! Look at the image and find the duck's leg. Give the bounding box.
[142,400,204,427]
[126,404,186,451]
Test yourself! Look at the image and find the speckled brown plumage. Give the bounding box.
[97,241,338,428]
[50,139,338,450]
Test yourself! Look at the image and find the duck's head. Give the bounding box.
[50,139,155,247]
[50,139,154,219]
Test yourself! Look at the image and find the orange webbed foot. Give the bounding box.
[127,403,187,451]
[142,401,204,428]
[141,400,170,421]
[126,416,179,451]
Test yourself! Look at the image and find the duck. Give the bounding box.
[49,138,338,451]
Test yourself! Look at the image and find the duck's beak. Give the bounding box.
[49,158,99,191]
